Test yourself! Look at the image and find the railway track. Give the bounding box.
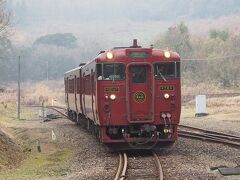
[27,105,240,149]
[178,125,240,147]
[114,151,163,180]
[45,105,68,119]
[27,105,165,179]
[25,105,69,119]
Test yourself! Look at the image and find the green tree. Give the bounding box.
[209,29,229,41]
[154,22,192,58]
[33,33,77,48]
[0,0,10,38]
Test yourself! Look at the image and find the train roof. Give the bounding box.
[95,39,180,62]
[96,48,180,62]
[64,39,180,75]
[64,66,81,75]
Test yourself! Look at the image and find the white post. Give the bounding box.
[195,95,207,116]
[17,56,21,119]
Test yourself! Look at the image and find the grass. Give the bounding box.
[182,93,240,115]
[21,81,65,106]
[0,148,72,179]
[0,100,73,179]
[181,83,240,97]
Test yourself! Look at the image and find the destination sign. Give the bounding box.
[128,52,149,59]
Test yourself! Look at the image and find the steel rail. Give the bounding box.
[119,153,127,180]
[153,152,164,180]
[45,106,69,119]
[115,151,164,180]
[114,152,127,180]
[114,153,123,180]
[179,131,240,147]
[178,130,240,141]
[24,105,69,119]
[202,133,240,141]
[179,125,240,139]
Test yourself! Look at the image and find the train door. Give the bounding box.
[91,70,96,123]
[127,64,153,123]
[79,69,83,114]
[82,73,86,115]
[74,75,78,112]
[65,77,69,109]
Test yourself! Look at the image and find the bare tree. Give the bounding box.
[0,0,10,38]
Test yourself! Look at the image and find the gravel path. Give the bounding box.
[44,117,118,180]
[42,109,239,180]
[158,137,239,179]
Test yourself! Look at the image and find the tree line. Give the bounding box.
[0,24,239,87]
[154,22,240,87]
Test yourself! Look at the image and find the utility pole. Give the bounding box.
[47,60,49,82]
[17,56,20,120]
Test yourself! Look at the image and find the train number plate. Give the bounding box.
[104,87,119,93]
[160,85,174,91]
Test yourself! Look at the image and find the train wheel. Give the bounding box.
[76,114,80,125]
[72,113,76,122]
[94,126,97,137]
[97,127,102,143]
[69,111,73,121]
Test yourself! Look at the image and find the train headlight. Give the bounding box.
[164,51,171,58]
[161,113,166,119]
[164,128,169,134]
[106,52,113,59]
[164,93,170,99]
[166,113,171,118]
[110,94,116,100]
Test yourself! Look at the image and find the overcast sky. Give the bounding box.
[7,0,240,46]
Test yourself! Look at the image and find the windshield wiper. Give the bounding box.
[157,66,167,82]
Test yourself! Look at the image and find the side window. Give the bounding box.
[91,75,94,94]
[77,77,80,94]
[65,78,68,93]
[69,79,74,93]
[83,75,86,94]
[96,64,103,80]
[176,62,180,78]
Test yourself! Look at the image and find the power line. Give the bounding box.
[0,56,17,60]
[1,52,240,61]
[182,53,240,61]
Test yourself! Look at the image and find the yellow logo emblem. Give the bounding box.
[134,91,146,103]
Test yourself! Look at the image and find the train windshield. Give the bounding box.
[154,62,180,80]
[97,63,125,80]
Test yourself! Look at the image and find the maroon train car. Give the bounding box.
[64,40,181,150]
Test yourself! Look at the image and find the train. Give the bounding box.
[64,39,181,150]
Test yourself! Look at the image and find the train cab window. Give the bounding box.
[96,64,102,80]
[97,63,125,80]
[154,62,180,80]
[131,65,147,83]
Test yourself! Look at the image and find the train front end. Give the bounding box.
[96,40,181,149]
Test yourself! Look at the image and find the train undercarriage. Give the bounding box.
[68,110,177,150]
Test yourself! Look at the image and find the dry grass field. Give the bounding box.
[182,83,240,113]
[0,81,65,106]
[181,83,240,137]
